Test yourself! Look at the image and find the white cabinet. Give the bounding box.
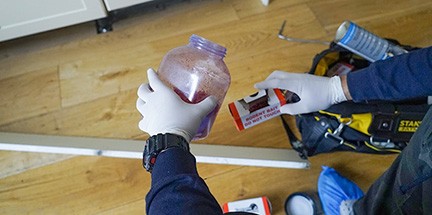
[0,0,107,42]
[103,0,153,11]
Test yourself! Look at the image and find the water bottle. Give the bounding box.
[157,34,231,140]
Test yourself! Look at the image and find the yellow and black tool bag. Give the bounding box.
[281,41,430,159]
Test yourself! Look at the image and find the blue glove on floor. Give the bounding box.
[318,166,364,215]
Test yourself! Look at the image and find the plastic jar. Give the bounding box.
[157,34,231,140]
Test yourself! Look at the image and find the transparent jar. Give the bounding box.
[158,34,231,140]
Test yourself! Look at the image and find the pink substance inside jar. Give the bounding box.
[157,35,230,140]
[173,87,220,139]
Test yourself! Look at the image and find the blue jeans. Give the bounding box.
[354,106,432,214]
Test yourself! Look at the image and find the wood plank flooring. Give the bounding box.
[1,0,431,214]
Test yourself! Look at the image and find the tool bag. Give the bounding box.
[281,41,430,159]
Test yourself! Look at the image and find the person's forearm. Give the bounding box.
[346,47,432,102]
[146,148,222,214]
[340,75,352,101]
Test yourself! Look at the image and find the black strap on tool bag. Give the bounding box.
[281,41,430,159]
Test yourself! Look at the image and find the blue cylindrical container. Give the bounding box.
[335,21,407,62]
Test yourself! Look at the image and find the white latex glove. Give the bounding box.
[136,68,217,142]
[254,71,347,115]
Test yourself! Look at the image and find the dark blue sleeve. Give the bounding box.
[347,46,432,102]
[146,147,223,215]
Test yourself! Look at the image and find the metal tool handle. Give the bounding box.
[278,20,331,45]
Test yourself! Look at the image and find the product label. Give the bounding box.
[228,89,286,131]
[398,120,422,132]
[241,104,281,129]
[223,197,271,215]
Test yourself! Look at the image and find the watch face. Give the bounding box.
[143,133,189,172]
[144,155,156,172]
[143,140,152,171]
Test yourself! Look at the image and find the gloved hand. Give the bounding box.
[255,71,347,115]
[136,68,217,142]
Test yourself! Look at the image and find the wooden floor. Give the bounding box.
[1,0,431,214]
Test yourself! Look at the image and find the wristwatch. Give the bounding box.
[143,133,189,172]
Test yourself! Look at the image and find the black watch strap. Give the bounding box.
[143,133,189,172]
